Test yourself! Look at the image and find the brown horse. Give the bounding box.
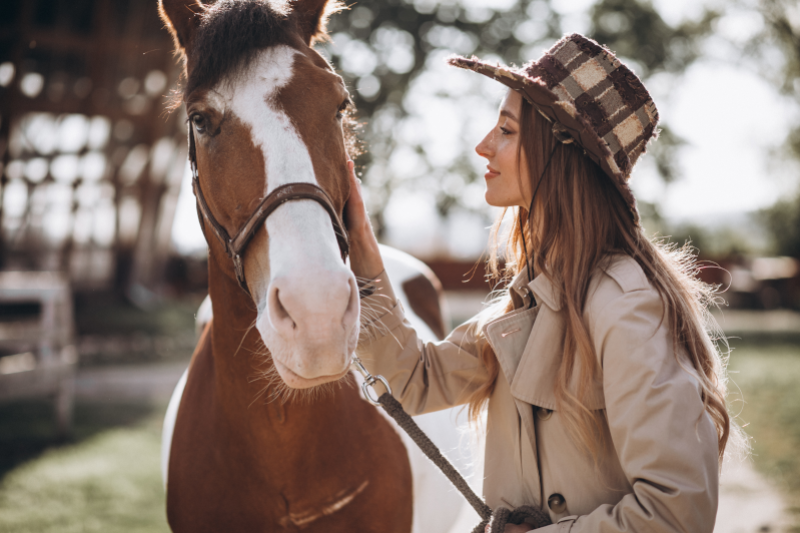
[158,1,470,531]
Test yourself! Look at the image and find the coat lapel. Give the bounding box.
[484,306,539,386]
[484,271,566,405]
[510,305,566,409]
[511,273,605,411]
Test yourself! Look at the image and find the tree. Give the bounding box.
[761,194,800,257]
[744,0,800,256]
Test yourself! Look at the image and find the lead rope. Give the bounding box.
[353,358,552,533]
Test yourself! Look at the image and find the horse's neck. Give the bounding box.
[205,256,272,417]
[204,255,323,439]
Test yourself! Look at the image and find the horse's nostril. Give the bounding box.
[268,283,297,333]
[342,276,359,330]
[267,271,356,339]
[275,290,296,329]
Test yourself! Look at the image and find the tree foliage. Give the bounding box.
[761,193,800,257]
[737,0,800,256]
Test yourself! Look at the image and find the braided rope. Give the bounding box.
[376,393,553,532]
[486,506,553,533]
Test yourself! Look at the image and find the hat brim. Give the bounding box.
[448,55,639,224]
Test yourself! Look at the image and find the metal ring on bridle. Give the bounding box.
[361,375,391,406]
[351,356,392,406]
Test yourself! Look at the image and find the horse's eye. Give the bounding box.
[191,113,207,133]
[336,99,351,120]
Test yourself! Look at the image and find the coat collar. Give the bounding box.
[529,273,563,311]
[508,269,563,312]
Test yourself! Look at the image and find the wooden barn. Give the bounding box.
[0,0,186,300]
[0,0,189,433]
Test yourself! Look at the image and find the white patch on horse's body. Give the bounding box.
[369,245,478,533]
[279,480,369,528]
[213,45,358,383]
[161,367,188,488]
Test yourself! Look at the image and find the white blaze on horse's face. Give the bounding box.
[217,45,359,388]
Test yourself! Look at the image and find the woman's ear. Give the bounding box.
[159,0,204,63]
[290,0,346,45]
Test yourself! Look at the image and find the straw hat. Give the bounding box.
[448,33,659,224]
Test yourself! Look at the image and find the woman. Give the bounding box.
[345,34,740,533]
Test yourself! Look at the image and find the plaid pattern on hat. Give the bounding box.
[448,34,660,224]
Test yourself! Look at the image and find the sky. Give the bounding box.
[171,0,799,258]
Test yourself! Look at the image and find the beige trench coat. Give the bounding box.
[357,254,719,532]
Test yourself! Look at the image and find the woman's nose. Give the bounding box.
[475,131,493,158]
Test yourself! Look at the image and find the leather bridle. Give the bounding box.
[188,125,350,295]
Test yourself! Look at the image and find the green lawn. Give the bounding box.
[727,340,800,529]
[0,341,797,532]
[0,401,169,533]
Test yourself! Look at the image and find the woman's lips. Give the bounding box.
[485,167,500,180]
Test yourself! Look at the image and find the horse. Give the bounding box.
[157,1,475,531]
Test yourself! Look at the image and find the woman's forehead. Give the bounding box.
[499,89,523,120]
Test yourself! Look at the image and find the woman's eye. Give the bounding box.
[500,127,512,135]
[191,114,206,132]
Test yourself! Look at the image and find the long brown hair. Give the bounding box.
[468,95,739,465]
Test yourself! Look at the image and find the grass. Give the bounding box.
[727,340,800,530]
[74,293,201,338]
[0,400,169,533]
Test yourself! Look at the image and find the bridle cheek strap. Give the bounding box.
[188,125,350,295]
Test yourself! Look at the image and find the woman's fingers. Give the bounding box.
[343,159,385,279]
[345,160,367,229]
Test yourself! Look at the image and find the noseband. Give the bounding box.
[188,125,350,294]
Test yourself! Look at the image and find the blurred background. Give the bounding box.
[0,0,798,531]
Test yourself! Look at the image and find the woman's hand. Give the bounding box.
[484,524,533,533]
[345,160,385,280]
[504,525,534,533]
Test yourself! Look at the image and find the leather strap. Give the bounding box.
[188,125,349,294]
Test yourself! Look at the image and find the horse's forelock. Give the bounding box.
[184,0,295,99]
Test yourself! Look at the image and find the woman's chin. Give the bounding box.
[484,191,516,208]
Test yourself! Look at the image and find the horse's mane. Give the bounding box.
[185,0,295,97]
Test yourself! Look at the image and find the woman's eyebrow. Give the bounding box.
[500,109,519,121]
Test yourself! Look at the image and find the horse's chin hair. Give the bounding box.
[247,334,354,406]
[357,293,395,342]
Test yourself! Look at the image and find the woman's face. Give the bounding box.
[475,90,531,208]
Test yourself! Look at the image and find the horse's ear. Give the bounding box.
[290,0,346,45]
[159,0,204,57]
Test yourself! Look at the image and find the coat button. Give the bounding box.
[537,407,553,421]
[548,493,567,514]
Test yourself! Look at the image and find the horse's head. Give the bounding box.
[160,0,359,389]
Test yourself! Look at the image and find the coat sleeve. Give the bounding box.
[541,285,720,533]
[357,271,490,415]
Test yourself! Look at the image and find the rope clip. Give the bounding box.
[351,356,392,406]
